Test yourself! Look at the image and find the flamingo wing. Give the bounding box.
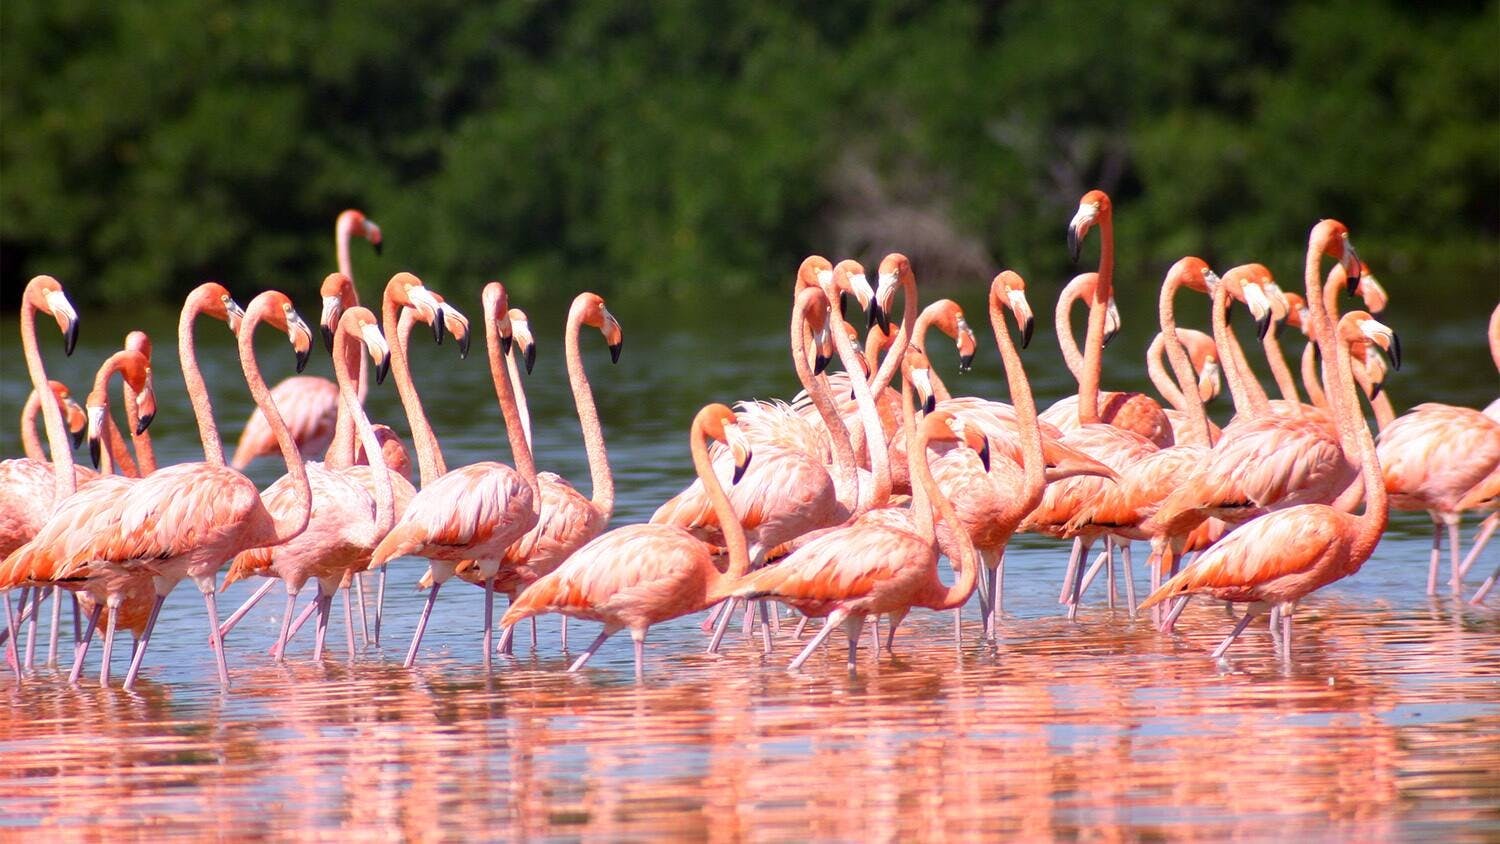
[232,376,339,469]
[370,462,536,566]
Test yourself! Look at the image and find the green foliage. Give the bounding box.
[3,0,1495,308]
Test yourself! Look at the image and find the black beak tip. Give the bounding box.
[839,291,850,321]
[1102,328,1118,349]
[609,342,622,365]
[375,354,391,386]
[1274,319,1287,340]
[64,321,79,357]
[1067,227,1082,264]
[1369,380,1384,400]
[500,334,513,357]
[1256,314,1272,341]
[958,353,975,373]
[1022,318,1035,350]
[295,347,311,373]
[1389,333,1402,371]
[135,413,154,435]
[321,325,335,354]
[71,427,86,449]
[1346,273,1360,295]
[89,438,101,470]
[523,344,537,374]
[433,317,446,346]
[732,456,750,485]
[457,332,470,359]
[813,353,831,376]
[923,395,936,414]
[373,241,383,256]
[979,443,991,473]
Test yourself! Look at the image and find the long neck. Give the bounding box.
[867,274,919,398]
[1333,331,1388,558]
[1055,276,1088,381]
[22,300,77,498]
[1078,214,1113,423]
[1211,285,1268,418]
[698,425,750,583]
[1304,234,1341,402]
[991,298,1046,515]
[1301,341,1328,409]
[385,299,444,485]
[1159,276,1212,446]
[912,303,950,402]
[486,312,538,500]
[20,390,45,461]
[506,351,533,450]
[1351,362,1396,429]
[830,307,890,511]
[792,292,858,514]
[239,318,311,543]
[904,390,977,611]
[179,298,224,465]
[326,286,367,469]
[1146,335,1187,410]
[122,382,156,474]
[103,416,138,477]
[565,308,613,519]
[335,332,394,538]
[1261,320,1302,404]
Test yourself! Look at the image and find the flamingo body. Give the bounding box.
[231,376,339,469]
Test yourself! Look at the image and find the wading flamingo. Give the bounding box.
[1140,311,1398,660]
[499,404,754,680]
[369,281,539,668]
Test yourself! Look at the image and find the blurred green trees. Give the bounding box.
[3,0,1495,307]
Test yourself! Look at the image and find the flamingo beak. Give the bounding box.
[287,310,314,373]
[319,295,342,354]
[362,323,392,386]
[1198,359,1221,402]
[1007,289,1036,350]
[432,308,447,346]
[45,290,80,356]
[871,272,897,334]
[726,426,752,484]
[846,272,875,319]
[225,297,246,334]
[87,406,105,469]
[975,434,991,472]
[1067,203,1098,264]
[134,386,157,434]
[1341,241,1362,293]
[958,351,975,373]
[910,366,935,414]
[447,306,472,359]
[1368,379,1384,400]
[1102,298,1121,349]
[521,338,537,374]
[1388,331,1401,371]
[68,402,88,449]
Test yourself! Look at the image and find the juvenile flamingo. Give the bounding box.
[1140,311,1398,660]
[499,404,754,680]
[45,288,313,688]
[233,211,383,468]
[369,281,539,668]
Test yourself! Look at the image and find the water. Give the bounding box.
[2,280,1498,839]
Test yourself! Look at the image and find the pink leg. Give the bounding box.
[122,594,167,691]
[789,611,844,672]
[482,579,495,669]
[203,590,229,686]
[497,622,516,656]
[69,603,103,684]
[1426,519,1442,596]
[1121,542,1138,616]
[569,628,613,673]
[2,593,19,682]
[706,599,738,654]
[759,601,773,654]
[561,617,568,651]
[282,598,319,648]
[1160,595,1192,633]
[98,605,118,687]
[794,615,811,640]
[632,629,646,682]
[1067,539,1095,621]
[342,585,356,658]
[1105,539,1118,610]
[312,589,333,662]
[373,568,386,646]
[354,573,370,647]
[271,590,297,663]
[1460,514,1497,578]
[219,578,277,640]
[842,614,864,673]
[1448,518,1464,596]
[1077,548,1110,602]
[404,582,441,669]
[1059,538,1084,603]
[1471,560,1500,604]
[702,600,727,633]
[24,588,41,671]
[1210,606,1263,660]
[46,586,64,667]
[530,616,538,649]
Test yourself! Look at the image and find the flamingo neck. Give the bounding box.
[326,281,366,469]
[830,306,890,511]
[1301,341,1327,409]
[22,297,76,498]
[1333,328,1387,559]
[486,306,538,500]
[505,350,534,450]
[912,303,952,402]
[385,298,444,485]
[1158,276,1212,446]
[238,312,311,544]
[792,289,858,515]
[334,327,394,538]
[1261,321,1303,405]
[991,296,1046,514]
[92,352,141,478]
[123,381,156,474]
[1055,274,1089,381]
[697,422,750,583]
[902,381,977,611]
[20,389,45,461]
[179,296,225,466]
[566,302,613,519]
[1210,284,1268,418]
[1078,214,1113,423]
[1146,334,1187,410]
[868,274,919,397]
[1489,303,1500,373]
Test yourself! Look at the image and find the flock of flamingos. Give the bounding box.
[3,191,1498,688]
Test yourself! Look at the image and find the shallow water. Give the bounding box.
[2,282,1498,839]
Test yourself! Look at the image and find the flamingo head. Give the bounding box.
[508,308,536,374]
[1313,219,1362,292]
[904,347,936,414]
[1222,264,1275,340]
[1280,291,1309,335]
[871,253,912,334]
[991,270,1035,349]
[46,382,87,449]
[831,258,874,326]
[337,306,390,387]
[698,404,751,484]
[927,300,976,373]
[87,349,154,468]
[1342,311,1400,372]
[1355,270,1388,314]
[339,209,382,255]
[195,282,246,334]
[921,410,990,472]
[575,292,622,365]
[124,330,152,362]
[356,424,412,479]
[318,272,357,353]
[481,282,513,358]
[1353,339,1389,400]
[431,293,472,359]
[1169,256,1220,297]
[1068,190,1112,264]
[244,290,314,373]
[27,276,80,356]
[385,272,446,345]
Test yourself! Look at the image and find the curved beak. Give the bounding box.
[1255,311,1273,340]
[958,351,975,373]
[1388,331,1401,371]
[1359,318,1401,372]
[46,290,80,356]
[362,323,392,386]
[1197,359,1221,402]
[67,401,88,449]
[288,310,314,373]
[726,425,752,485]
[1358,273,1388,314]
[1102,298,1121,349]
[134,386,157,434]
[1067,203,1098,264]
[86,406,105,469]
[910,366,934,415]
[845,272,875,317]
[1368,379,1384,400]
[445,305,472,359]
[871,272,897,334]
[225,297,246,334]
[1242,282,1273,340]
[972,433,991,473]
[320,295,342,354]
[1007,289,1036,350]
[1341,240,1363,293]
[955,326,977,373]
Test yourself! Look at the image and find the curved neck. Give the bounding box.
[912,303,951,402]
[385,298,444,485]
[334,329,394,538]
[506,350,534,449]
[697,423,751,585]
[566,305,613,519]
[1262,320,1302,405]
[1146,335,1187,410]
[830,306,890,511]
[20,390,46,461]
[1078,214,1114,423]
[92,352,140,477]
[902,382,976,611]
[991,294,1046,514]
[239,313,311,543]
[792,290,859,513]
[327,284,367,469]
[1301,341,1328,410]
[1055,275,1089,381]
[1159,275,1212,446]
[179,297,225,465]
[486,309,538,500]
[1305,233,1340,398]
[22,299,77,498]
[1210,284,1269,417]
[868,274,919,398]
[1333,329,1388,556]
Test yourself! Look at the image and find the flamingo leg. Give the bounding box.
[701,600,727,634]
[789,610,845,672]
[843,614,865,672]
[46,586,63,667]
[271,590,297,663]
[530,616,538,650]
[203,590,229,686]
[72,597,81,649]
[312,589,333,662]
[632,629,646,681]
[886,608,908,652]
[1426,517,1442,596]
[1121,542,1137,617]
[569,628,613,673]
[706,599,739,654]
[1067,539,1095,621]
[1210,605,1264,660]
[794,615,811,641]
[342,585,356,658]
[1471,560,1500,604]
[759,601,773,654]
[1059,538,1084,603]
[497,621,515,656]
[1161,595,1192,632]
[560,617,568,651]
[1460,514,1497,578]
[404,582,442,669]
[283,598,318,648]
[482,578,495,669]
[70,603,103,684]
[994,551,1006,621]
[23,588,41,671]
[1078,548,1110,602]
[3,593,19,682]
[1105,539,1117,610]
[219,579,277,640]
[354,573,370,647]
[867,615,879,658]
[1448,518,1464,596]
[122,594,167,691]
[1281,606,1294,661]
[373,568,386,646]
[98,605,119,687]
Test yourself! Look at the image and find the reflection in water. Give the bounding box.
[2,294,1499,837]
[3,596,1497,838]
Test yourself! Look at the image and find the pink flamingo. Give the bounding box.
[1146,328,1222,443]
[219,307,396,662]
[499,404,754,680]
[369,281,539,668]
[1139,311,1398,660]
[232,210,382,469]
[45,288,313,689]
[18,383,86,462]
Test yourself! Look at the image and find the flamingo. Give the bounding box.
[219,307,396,662]
[369,281,539,668]
[1139,311,1398,660]
[498,404,752,679]
[18,382,86,463]
[41,288,314,689]
[863,297,979,398]
[232,210,382,469]
[439,292,623,657]
[1145,327,1223,443]
[727,388,983,674]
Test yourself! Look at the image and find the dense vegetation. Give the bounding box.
[3,0,1495,307]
